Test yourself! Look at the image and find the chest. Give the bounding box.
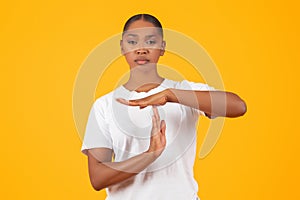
[107,102,190,159]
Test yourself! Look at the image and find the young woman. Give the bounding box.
[81,14,246,200]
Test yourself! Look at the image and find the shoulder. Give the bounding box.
[92,86,127,111]
[93,89,118,110]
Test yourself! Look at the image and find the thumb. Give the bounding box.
[160,120,166,134]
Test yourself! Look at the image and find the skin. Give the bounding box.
[116,89,246,118]
[120,20,166,92]
[87,19,247,191]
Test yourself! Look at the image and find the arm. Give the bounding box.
[167,89,247,118]
[87,107,166,191]
[117,89,247,118]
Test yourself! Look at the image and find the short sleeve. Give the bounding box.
[177,80,216,118]
[81,100,112,156]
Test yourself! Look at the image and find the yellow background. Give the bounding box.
[1,0,299,199]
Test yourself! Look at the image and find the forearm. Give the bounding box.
[166,89,247,117]
[88,150,158,191]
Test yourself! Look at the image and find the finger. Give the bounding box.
[152,115,159,131]
[160,120,166,138]
[151,115,158,135]
[158,96,168,105]
[139,101,149,108]
[160,120,166,146]
[152,106,157,118]
[116,98,141,106]
[160,120,166,134]
[152,106,160,122]
[116,98,129,105]
[139,103,148,109]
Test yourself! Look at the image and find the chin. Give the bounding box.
[131,63,156,72]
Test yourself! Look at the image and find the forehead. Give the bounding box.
[123,20,162,38]
[123,27,161,38]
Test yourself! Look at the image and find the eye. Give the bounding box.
[146,40,156,45]
[127,40,137,45]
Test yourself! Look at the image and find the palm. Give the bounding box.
[116,90,168,109]
[147,106,166,157]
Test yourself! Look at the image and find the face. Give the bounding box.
[121,20,166,69]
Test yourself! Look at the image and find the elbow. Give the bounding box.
[93,187,103,192]
[90,177,106,191]
[224,92,247,117]
[92,186,101,192]
[226,93,247,118]
[236,98,247,117]
[91,182,105,192]
[92,184,102,192]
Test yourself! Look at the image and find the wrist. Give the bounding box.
[143,150,160,161]
[165,88,178,103]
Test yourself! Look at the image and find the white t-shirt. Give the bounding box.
[81,79,215,200]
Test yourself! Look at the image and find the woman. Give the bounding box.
[81,13,246,200]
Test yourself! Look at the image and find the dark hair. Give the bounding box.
[122,14,163,37]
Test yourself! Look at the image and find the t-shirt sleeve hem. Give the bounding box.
[81,144,113,156]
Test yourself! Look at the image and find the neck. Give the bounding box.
[123,65,164,92]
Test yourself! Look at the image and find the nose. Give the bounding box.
[135,48,149,55]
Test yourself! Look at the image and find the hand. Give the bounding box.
[146,106,166,157]
[116,90,169,109]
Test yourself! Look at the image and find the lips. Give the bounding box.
[135,57,150,65]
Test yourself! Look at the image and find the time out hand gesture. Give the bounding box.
[116,90,169,109]
[147,106,166,157]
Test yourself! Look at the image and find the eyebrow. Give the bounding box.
[126,34,138,37]
[145,35,157,39]
[124,34,158,38]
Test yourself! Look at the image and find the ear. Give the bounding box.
[160,40,166,56]
[120,40,124,55]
